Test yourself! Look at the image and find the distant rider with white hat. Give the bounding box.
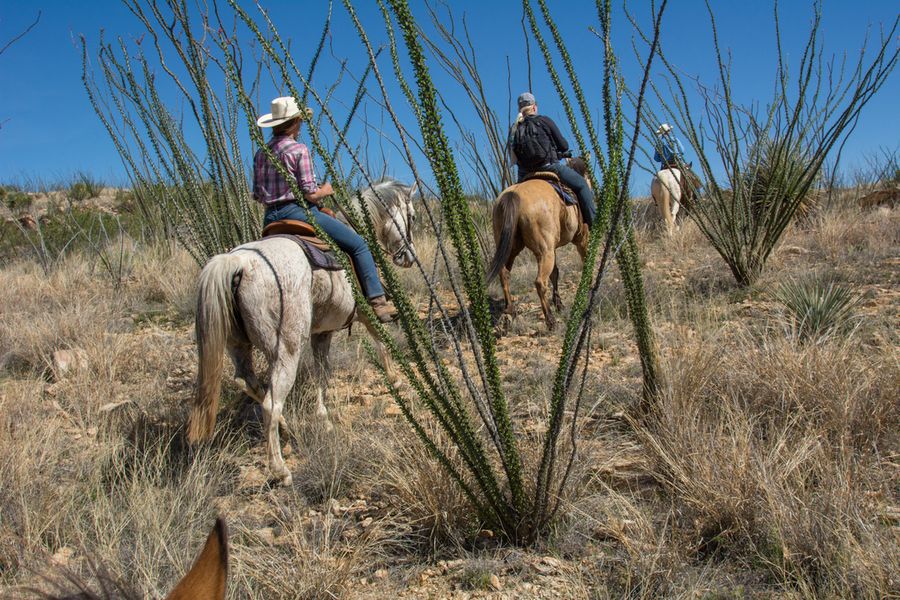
[653,123,686,171]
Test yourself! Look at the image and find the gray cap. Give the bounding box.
[517,92,536,109]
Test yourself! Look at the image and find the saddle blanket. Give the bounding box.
[265,233,344,271]
[549,182,577,206]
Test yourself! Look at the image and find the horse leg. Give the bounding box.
[500,243,523,317]
[262,352,300,485]
[660,188,675,236]
[362,321,401,389]
[230,341,291,439]
[535,249,557,331]
[550,260,564,311]
[229,341,263,403]
[310,333,334,432]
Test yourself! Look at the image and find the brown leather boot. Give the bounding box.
[368,295,398,323]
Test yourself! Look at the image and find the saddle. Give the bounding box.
[261,219,343,271]
[523,171,578,207]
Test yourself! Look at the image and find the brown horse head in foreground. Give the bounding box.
[28,519,228,600]
[487,157,590,330]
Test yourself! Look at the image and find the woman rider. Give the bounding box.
[253,96,398,323]
[507,92,596,228]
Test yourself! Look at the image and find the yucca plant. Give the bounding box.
[742,136,817,223]
[776,276,860,343]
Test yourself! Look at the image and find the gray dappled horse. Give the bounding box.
[188,180,417,485]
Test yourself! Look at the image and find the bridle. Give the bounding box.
[387,198,414,264]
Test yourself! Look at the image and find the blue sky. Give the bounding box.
[0,1,897,193]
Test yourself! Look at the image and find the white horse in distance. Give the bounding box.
[651,167,697,236]
[188,180,417,485]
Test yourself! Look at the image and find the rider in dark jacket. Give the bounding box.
[508,92,596,227]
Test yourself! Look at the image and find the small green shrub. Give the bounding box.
[743,137,818,222]
[69,172,105,202]
[775,276,860,342]
[0,206,145,266]
[0,186,32,212]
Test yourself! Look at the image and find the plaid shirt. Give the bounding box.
[252,135,318,205]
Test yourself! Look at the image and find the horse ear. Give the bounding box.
[165,519,228,600]
[407,181,418,198]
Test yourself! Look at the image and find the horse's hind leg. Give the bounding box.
[659,188,676,236]
[535,249,557,331]
[500,242,523,317]
[262,352,300,485]
[550,260,564,311]
[230,341,291,437]
[310,333,334,432]
[228,341,263,403]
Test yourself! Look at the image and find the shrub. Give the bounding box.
[640,330,898,596]
[84,0,663,545]
[68,172,104,202]
[775,276,860,342]
[1,185,33,212]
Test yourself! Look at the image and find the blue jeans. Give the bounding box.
[264,202,385,299]
[519,162,596,227]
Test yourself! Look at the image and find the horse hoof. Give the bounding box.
[545,319,556,332]
[275,470,293,487]
[496,313,513,334]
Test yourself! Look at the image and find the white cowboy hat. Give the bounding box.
[655,123,673,135]
[256,96,313,128]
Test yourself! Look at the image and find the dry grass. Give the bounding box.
[0,194,897,598]
[639,327,898,596]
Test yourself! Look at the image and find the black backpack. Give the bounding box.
[512,116,554,170]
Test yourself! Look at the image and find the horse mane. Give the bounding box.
[357,179,410,231]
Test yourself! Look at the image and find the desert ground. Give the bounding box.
[0,183,897,598]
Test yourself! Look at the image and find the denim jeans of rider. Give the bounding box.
[263,202,385,299]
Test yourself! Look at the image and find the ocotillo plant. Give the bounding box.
[80,0,368,263]
[85,0,667,544]
[523,0,662,400]
[638,0,898,286]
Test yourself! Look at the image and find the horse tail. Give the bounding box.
[189,252,246,443]
[486,190,520,283]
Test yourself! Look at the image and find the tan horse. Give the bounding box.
[486,158,590,331]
